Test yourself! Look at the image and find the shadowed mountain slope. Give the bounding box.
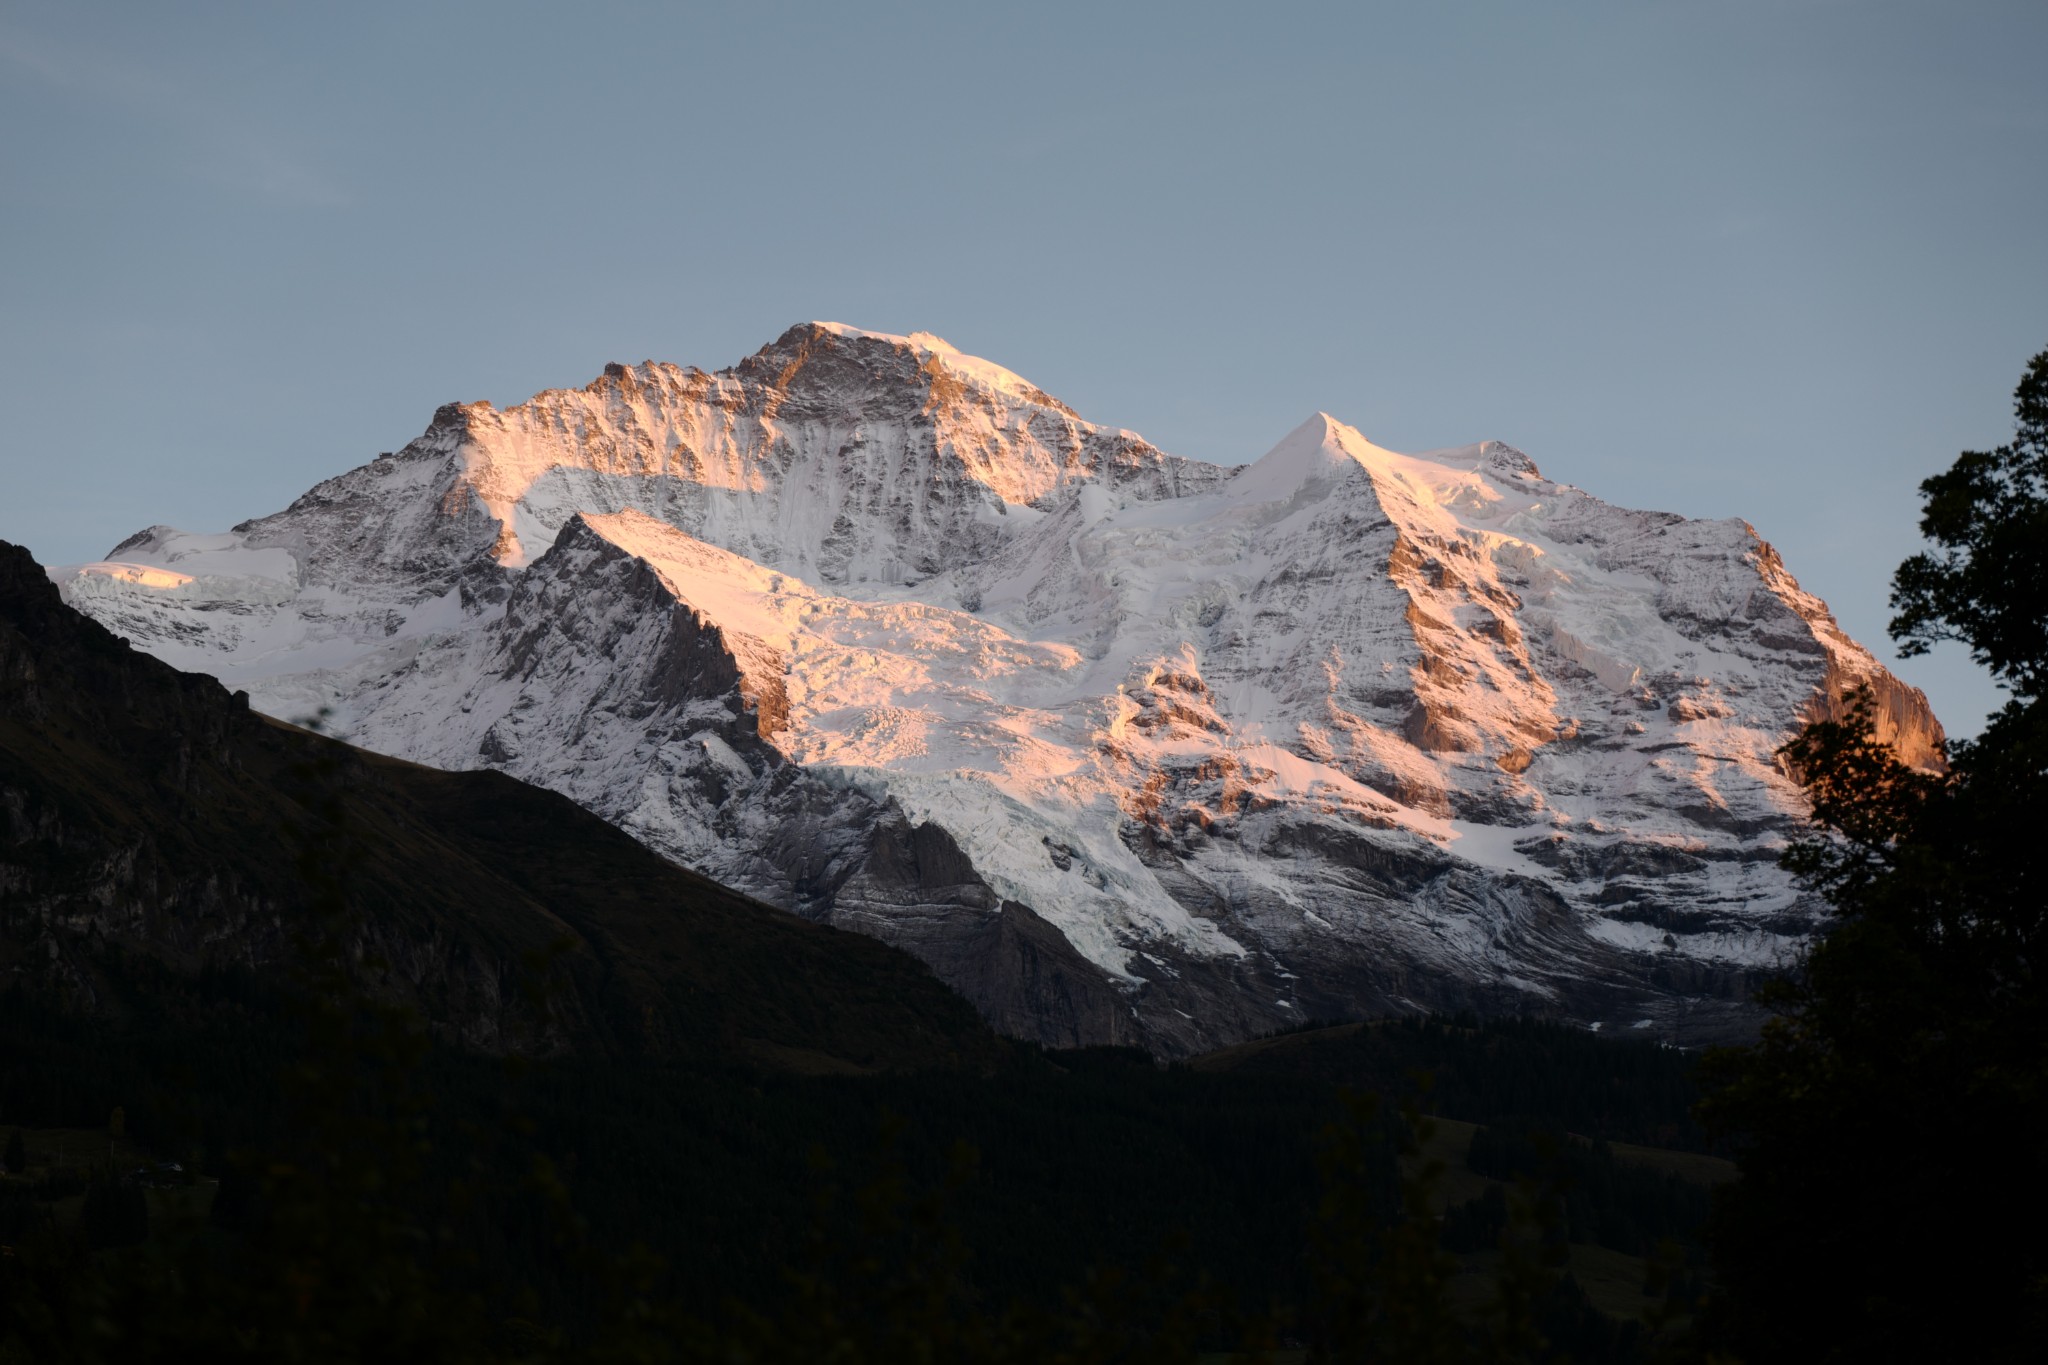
[0,539,1000,1072]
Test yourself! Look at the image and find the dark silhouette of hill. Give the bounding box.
[1193,1017,1710,1151]
[0,539,1000,1073]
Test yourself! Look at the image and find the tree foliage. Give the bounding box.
[1701,346,2048,1364]
[1892,347,2048,697]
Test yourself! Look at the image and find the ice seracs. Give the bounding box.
[54,322,1945,1053]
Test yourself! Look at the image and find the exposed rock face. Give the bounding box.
[55,323,1945,1052]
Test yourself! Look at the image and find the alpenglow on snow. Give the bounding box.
[57,323,1943,1054]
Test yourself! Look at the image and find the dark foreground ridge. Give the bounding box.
[0,538,1001,1073]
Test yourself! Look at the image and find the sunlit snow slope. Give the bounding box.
[57,323,1943,1052]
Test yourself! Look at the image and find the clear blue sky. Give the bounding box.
[3,1,2042,736]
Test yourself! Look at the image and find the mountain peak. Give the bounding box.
[372,323,1221,576]
[1229,412,1395,501]
[51,326,1947,1054]
[751,321,1079,417]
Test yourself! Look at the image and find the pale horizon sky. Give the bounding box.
[3,1,2043,737]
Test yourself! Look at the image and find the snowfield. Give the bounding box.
[55,323,1944,1052]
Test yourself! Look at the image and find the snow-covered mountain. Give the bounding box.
[56,323,1943,1053]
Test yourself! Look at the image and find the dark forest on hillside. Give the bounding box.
[0,965,1709,1362]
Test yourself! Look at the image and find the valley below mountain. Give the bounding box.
[50,323,1944,1052]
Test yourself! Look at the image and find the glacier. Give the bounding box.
[54,322,1944,1053]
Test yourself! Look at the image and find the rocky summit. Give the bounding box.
[55,323,1943,1053]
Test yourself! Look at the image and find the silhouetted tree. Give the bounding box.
[1700,346,2048,1364]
